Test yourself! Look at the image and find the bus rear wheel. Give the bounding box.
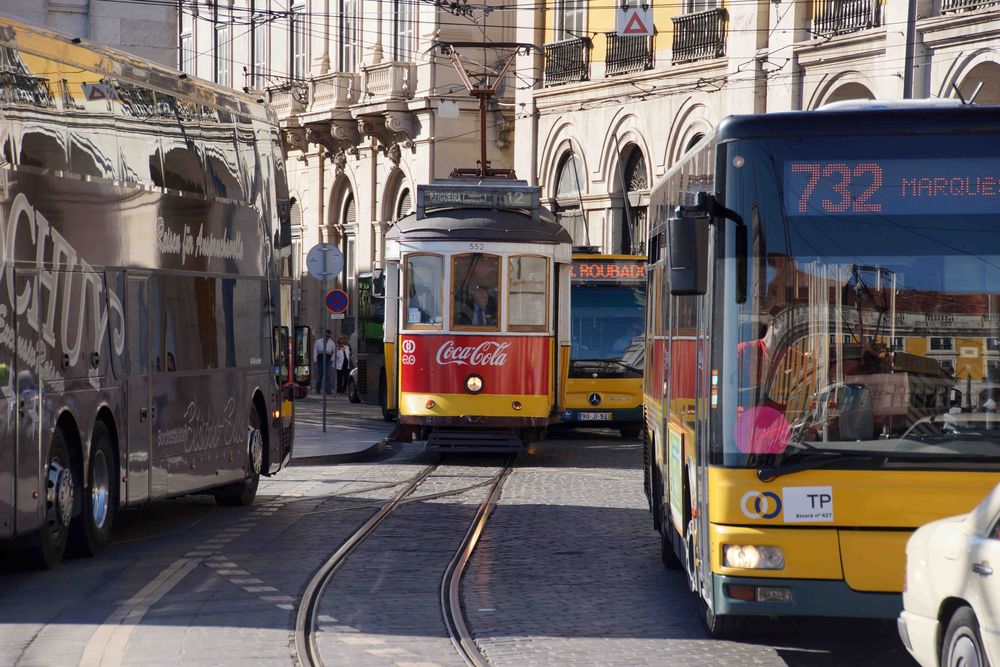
[69,422,116,556]
[215,407,263,507]
[28,429,75,569]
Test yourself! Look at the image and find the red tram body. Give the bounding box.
[382,181,573,451]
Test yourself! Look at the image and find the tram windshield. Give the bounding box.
[570,282,645,378]
[717,133,1000,471]
[452,254,500,329]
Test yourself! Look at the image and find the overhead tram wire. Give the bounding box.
[98,0,933,14]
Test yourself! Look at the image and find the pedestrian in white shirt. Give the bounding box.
[312,329,335,394]
[336,335,351,395]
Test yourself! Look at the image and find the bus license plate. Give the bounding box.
[580,412,611,421]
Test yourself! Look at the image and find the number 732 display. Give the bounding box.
[783,158,1000,216]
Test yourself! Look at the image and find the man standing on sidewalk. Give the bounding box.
[336,335,352,395]
[313,329,335,394]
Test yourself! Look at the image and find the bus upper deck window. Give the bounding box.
[404,254,443,328]
[508,256,548,331]
[452,254,500,330]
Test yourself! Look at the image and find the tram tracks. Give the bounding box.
[294,457,514,667]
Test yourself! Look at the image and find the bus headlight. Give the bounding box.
[466,375,483,394]
[723,544,784,570]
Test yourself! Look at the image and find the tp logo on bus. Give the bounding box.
[740,491,782,520]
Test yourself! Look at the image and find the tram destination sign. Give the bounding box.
[784,158,1000,216]
[417,182,540,218]
[571,259,646,282]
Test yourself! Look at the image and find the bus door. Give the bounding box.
[0,270,15,538]
[125,275,151,504]
[14,270,40,534]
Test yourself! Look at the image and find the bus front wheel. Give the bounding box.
[702,603,748,640]
[69,422,116,556]
[215,407,263,507]
[29,429,75,569]
[620,426,641,439]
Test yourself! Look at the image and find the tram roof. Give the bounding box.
[386,208,572,244]
[716,103,1000,142]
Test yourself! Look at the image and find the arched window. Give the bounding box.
[554,151,587,245]
[958,61,1000,106]
[397,188,413,219]
[823,82,875,106]
[343,193,356,227]
[620,146,648,255]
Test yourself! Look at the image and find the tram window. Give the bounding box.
[452,254,500,329]
[404,254,443,328]
[508,255,548,331]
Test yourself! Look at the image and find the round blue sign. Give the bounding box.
[326,289,349,314]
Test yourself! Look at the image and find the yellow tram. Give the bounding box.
[381,181,573,451]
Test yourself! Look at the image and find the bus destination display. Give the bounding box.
[784,158,1000,216]
[571,260,646,281]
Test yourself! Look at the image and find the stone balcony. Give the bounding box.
[311,72,359,111]
[360,61,417,102]
[266,82,309,119]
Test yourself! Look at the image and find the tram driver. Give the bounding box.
[457,287,498,327]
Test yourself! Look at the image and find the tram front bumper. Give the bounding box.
[712,574,903,619]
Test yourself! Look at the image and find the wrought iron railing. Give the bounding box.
[671,8,728,64]
[543,37,591,86]
[605,32,654,76]
[813,0,881,35]
[941,0,1000,12]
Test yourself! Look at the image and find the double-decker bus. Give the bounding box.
[643,101,1000,637]
[562,252,646,438]
[0,17,296,568]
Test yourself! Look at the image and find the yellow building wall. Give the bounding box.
[544,1,690,70]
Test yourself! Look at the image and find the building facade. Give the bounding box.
[0,0,177,67]
[180,0,518,357]
[515,0,1000,254]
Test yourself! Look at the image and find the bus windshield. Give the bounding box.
[719,133,1000,469]
[570,282,645,378]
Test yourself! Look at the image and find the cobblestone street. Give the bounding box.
[0,401,916,666]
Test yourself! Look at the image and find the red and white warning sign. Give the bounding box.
[615,5,653,36]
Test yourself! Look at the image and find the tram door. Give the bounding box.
[126,275,151,504]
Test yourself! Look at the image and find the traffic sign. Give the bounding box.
[326,289,349,314]
[306,243,344,280]
[616,5,653,36]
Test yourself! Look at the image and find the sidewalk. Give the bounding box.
[291,393,393,465]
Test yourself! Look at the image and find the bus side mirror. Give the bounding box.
[372,268,385,298]
[273,326,290,384]
[294,325,311,383]
[669,212,709,296]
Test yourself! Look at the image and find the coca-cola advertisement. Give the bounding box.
[399,334,550,395]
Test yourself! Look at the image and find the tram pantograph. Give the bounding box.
[382,181,573,451]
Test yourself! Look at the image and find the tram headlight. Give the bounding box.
[466,375,484,394]
[723,544,784,570]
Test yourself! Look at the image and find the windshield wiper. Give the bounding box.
[610,360,642,374]
[757,451,881,482]
[571,358,641,373]
[757,444,1000,481]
